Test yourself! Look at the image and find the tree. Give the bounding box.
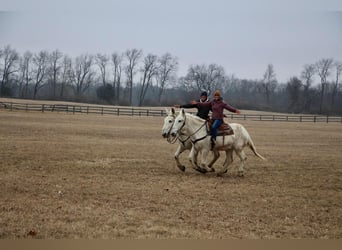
[138,53,158,106]
[286,76,303,113]
[0,45,19,96]
[124,49,142,105]
[330,61,342,109]
[96,84,114,103]
[184,63,225,95]
[111,52,123,104]
[315,58,334,113]
[300,64,316,112]
[18,51,33,98]
[48,49,63,98]
[95,53,109,87]
[155,53,178,103]
[261,64,277,106]
[32,50,49,99]
[71,54,94,97]
[60,55,73,98]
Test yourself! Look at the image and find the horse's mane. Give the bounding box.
[185,112,206,122]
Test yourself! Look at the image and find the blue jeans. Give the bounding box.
[211,119,223,140]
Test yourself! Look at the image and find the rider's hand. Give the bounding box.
[174,104,180,108]
[236,109,241,114]
[191,100,197,105]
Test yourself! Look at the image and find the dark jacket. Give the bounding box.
[197,98,237,119]
[180,99,211,120]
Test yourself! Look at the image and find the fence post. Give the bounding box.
[10,102,13,111]
[326,115,329,123]
[73,106,75,114]
[314,116,316,123]
[42,104,45,112]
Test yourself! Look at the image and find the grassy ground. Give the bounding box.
[0,109,341,239]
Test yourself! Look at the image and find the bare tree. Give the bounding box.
[261,64,277,106]
[124,49,142,105]
[0,45,19,96]
[138,53,158,106]
[18,51,33,98]
[95,53,109,87]
[315,58,334,113]
[32,50,49,99]
[71,54,94,97]
[156,53,178,103]
[184,63,224,95]
[286,76,303,112]
[300,64,316,111]
[48,49,63,98]
[330,61,342,109]
[60,55,73,98]
[111,52,123,103]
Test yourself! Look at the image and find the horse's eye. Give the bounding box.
[169,120,172,123]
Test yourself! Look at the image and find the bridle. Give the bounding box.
[175,114,209,145]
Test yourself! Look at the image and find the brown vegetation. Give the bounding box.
[0,110,341,239]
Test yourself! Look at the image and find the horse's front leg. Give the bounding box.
[174,144,186,172]
[188,147,206,174]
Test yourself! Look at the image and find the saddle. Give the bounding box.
[207,119,234,136]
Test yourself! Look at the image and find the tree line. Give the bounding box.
[1,45,341,114]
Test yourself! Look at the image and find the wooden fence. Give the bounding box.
[1,101,342,123]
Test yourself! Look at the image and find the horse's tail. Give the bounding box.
[247,138,266,160]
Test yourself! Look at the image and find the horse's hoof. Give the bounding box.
[177,165,186,172]
[195,167,207,174]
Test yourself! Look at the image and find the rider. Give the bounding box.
[174,91,211,120]
[192,90,241,149]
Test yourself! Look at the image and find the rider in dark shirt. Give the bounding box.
[175,91,211,120]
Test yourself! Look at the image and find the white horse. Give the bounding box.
[161,108,192,172]
[170,108,266,176]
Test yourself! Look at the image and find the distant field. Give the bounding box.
[0,109,341,239]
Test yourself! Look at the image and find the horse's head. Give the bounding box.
[170,108,186,137]
[162,107,176,138]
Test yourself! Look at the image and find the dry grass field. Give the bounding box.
[0,108,341,239]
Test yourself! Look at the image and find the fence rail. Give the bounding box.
[1,101,342,123]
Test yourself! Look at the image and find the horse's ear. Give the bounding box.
[171,107,175,115]
[181,108,185,115]
[165,108,170,115]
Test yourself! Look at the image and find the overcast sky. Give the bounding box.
[1,0,342,82]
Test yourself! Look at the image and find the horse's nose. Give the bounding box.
[162,132,167,138]
[170,132,176,137]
